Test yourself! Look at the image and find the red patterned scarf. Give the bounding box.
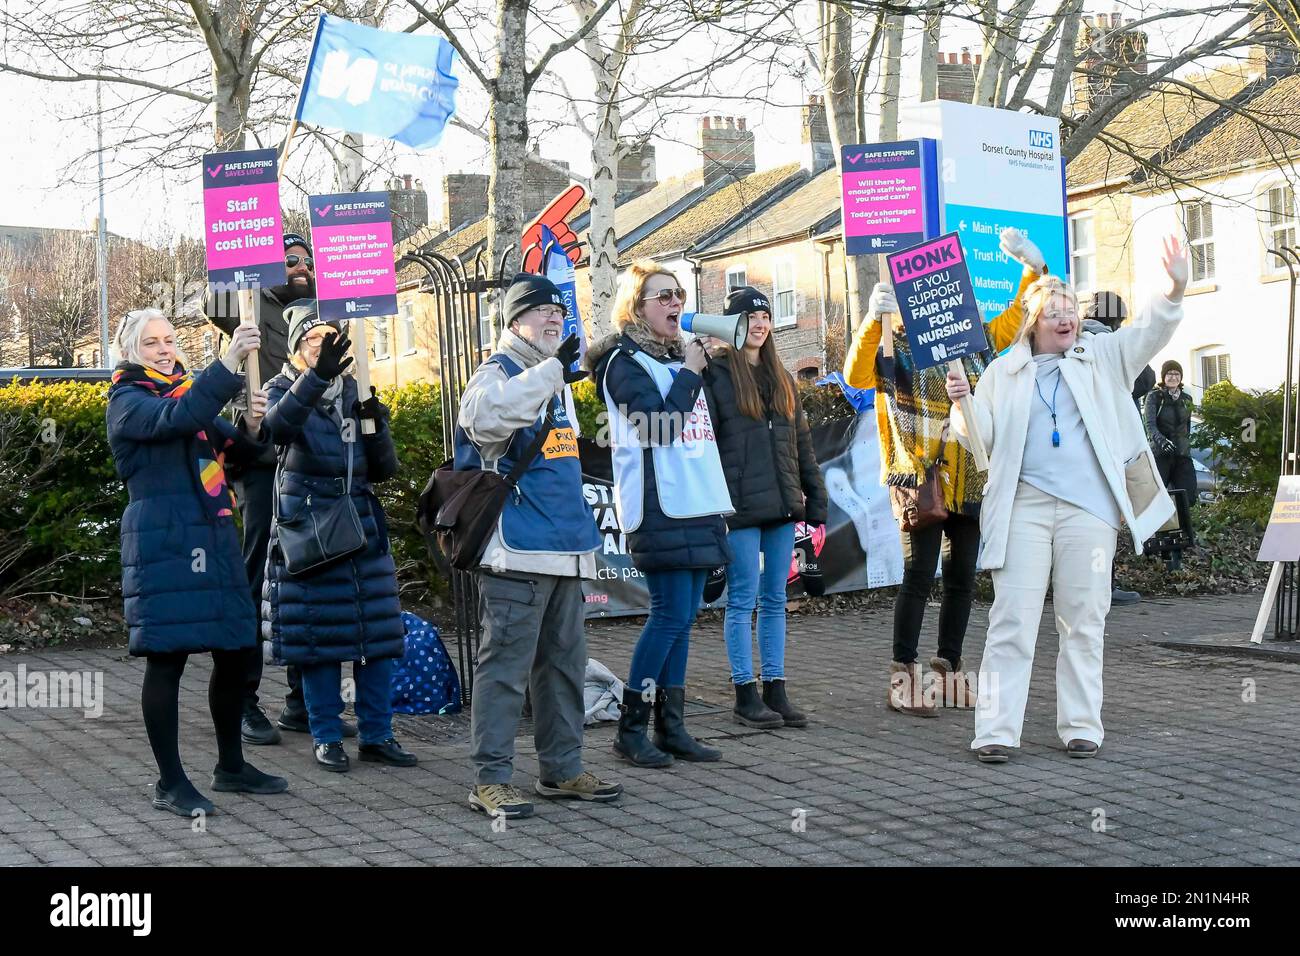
[109,362,238,518]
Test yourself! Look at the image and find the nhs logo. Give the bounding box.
[318,50,378,106]
[1028,130,1054,149]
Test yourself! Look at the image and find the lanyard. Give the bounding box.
[1035,370,1061,447]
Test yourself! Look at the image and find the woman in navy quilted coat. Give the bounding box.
[106,308,288,819]
[260,306,416,774]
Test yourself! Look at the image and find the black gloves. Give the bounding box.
[555,332,588,384]
[1154,434,1177,455]
[354,385,390,425]
[315,331,354,381]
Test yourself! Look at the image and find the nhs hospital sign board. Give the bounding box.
[901,101,1068,317]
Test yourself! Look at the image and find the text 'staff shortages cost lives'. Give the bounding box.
[840,140,938,257]
[309,191,399,321]
[202,148,287,288]
[886,232,988,372]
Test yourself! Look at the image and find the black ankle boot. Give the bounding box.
[761,679,808,728]
[654,687,721,762]
[613,687,674,768]
[733,681,784,728]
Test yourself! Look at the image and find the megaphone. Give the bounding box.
[680,311,750,350]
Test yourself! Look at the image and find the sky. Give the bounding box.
[0,1,1210,244]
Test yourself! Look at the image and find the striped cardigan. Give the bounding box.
[843,269,1038,517]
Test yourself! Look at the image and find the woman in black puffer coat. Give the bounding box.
[261,306,416,774]
[704,286,828,732]
[587,260,733,769]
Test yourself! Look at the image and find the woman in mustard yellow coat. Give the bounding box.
[843,227,1044,716]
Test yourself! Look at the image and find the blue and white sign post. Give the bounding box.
[902,101,1068,317]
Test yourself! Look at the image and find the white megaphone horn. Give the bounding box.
[680,311,750,350]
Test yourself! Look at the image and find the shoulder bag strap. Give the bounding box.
[503,403,558,490]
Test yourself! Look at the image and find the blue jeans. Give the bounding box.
[301,658,395,746]
[627,569,707,694]
[724,522,795,684]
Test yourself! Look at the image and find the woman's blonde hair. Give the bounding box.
[111,308,189,368]
[1014,275,1079,347]
[611,259,681,332]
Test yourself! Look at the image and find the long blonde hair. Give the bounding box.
[611,259,681,334]
[1014,275,1079,347]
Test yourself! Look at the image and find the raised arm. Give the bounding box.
[107,361,242,444]
[1104,236,1188,386]
[261,370,328,446]
[458,358,564,459]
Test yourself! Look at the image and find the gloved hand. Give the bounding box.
[1154,434,1177,455]
[1000,227,1047,274]
[555,332,588,384]
[867,282,898,323]
[314,331,354,381]
[354,385,390,424]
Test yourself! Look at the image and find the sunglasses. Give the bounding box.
[286,254,314,269]
[641,288,687,306]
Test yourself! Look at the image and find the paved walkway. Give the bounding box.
[1,593,1296,866]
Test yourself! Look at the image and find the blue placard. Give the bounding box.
[886,232,988,371]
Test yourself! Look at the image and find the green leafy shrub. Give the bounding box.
[1196,381,1287,499]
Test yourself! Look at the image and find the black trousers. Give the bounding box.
[1156,453,1197,510]
[233,464,303,715]
[893,511,980,667]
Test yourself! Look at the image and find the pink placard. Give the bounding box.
[842,167,924,240]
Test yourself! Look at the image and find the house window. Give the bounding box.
[1197,346,1231,388]
[1185,200,1215,282]
[400,301,416,353]
[92,349,100,366]
[75,353,84,367]
[773,259,796,327]
[1263,184,1296,271]
[373,318,390,359]
[478,293,496,352]
[1068,214,1095,294]
[725,264,748,293]
[202,332,214,359]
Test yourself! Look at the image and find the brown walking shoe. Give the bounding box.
[888,661,938,717]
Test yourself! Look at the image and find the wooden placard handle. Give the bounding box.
[948,358,989,472]
[351,318,376,435]
[238,287,261,425]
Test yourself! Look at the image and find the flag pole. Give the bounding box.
[280,13,325,182]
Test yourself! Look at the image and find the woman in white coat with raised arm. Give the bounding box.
[946,236,1188,763]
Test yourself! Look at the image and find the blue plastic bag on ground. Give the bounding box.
[392,611,462,715]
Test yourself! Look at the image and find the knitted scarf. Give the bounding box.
[623,320,685,362]
[109,362,237,519]
[875,334,993,517]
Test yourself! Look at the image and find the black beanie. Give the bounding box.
[502,273,567,326]
[283,233,312,255]
[1161,360,1183,380]
[723,285,772,317]
[285,301,341,354]
[1084,290,1127,329]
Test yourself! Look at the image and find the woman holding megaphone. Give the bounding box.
[947,236,1188,763]
[703,285,828,730]
[587,261,733,768]
[844,228,1045,718]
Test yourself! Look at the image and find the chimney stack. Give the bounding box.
[617,141,658,201]
[961,47,971,65]
[442,173,489,231]
[387,174,429,244]
[699,114,756,186]
[801,95,833,175]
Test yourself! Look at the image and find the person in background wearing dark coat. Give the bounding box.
[261,306,416,773]
[1082,290,1148,607]
[1146,359,1197,511]
[107,308,289,818]
[587,260,734,768]
[704,285,828,730]
[205,233,329,745]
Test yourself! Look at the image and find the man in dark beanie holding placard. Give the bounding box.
[204,233,351,745]
[454,272,621,821]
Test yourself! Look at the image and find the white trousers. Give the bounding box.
[972,481,1117,750]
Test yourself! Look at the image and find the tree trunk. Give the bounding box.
[878,14,904,139]
[211,69,246,150]
[586,97,621,335]
[1045,2,1084,116]
[487,0,531,277]
[821,1,877,333]
[920,10,942,102]
[334,133,366,192]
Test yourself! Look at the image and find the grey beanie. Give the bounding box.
[285,300,341,353]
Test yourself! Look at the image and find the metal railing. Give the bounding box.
[1267,246,1300,641]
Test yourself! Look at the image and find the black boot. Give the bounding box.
[761,679,807,728]
[654,687,721,762]
[733,681,784,729]
[613,687,674,768]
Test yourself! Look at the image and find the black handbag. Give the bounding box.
[417,408,555,572]
[273,408,367,577]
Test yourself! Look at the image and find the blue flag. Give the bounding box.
[816,372,875,413]
[539,224,586,372]
[298,15,459,149]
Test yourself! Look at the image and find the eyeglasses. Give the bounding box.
[286,255,315,269]
[641,288,687,306]
[301,331,335,349]
[529,306,565,319]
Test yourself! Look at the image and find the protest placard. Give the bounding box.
[1257,475,1300,561]
[886,232,988,371]
[201,148,286,288]
[309,191,398,321]
[839,140,938,257]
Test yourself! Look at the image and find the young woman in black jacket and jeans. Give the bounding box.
[705,286,828,729]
